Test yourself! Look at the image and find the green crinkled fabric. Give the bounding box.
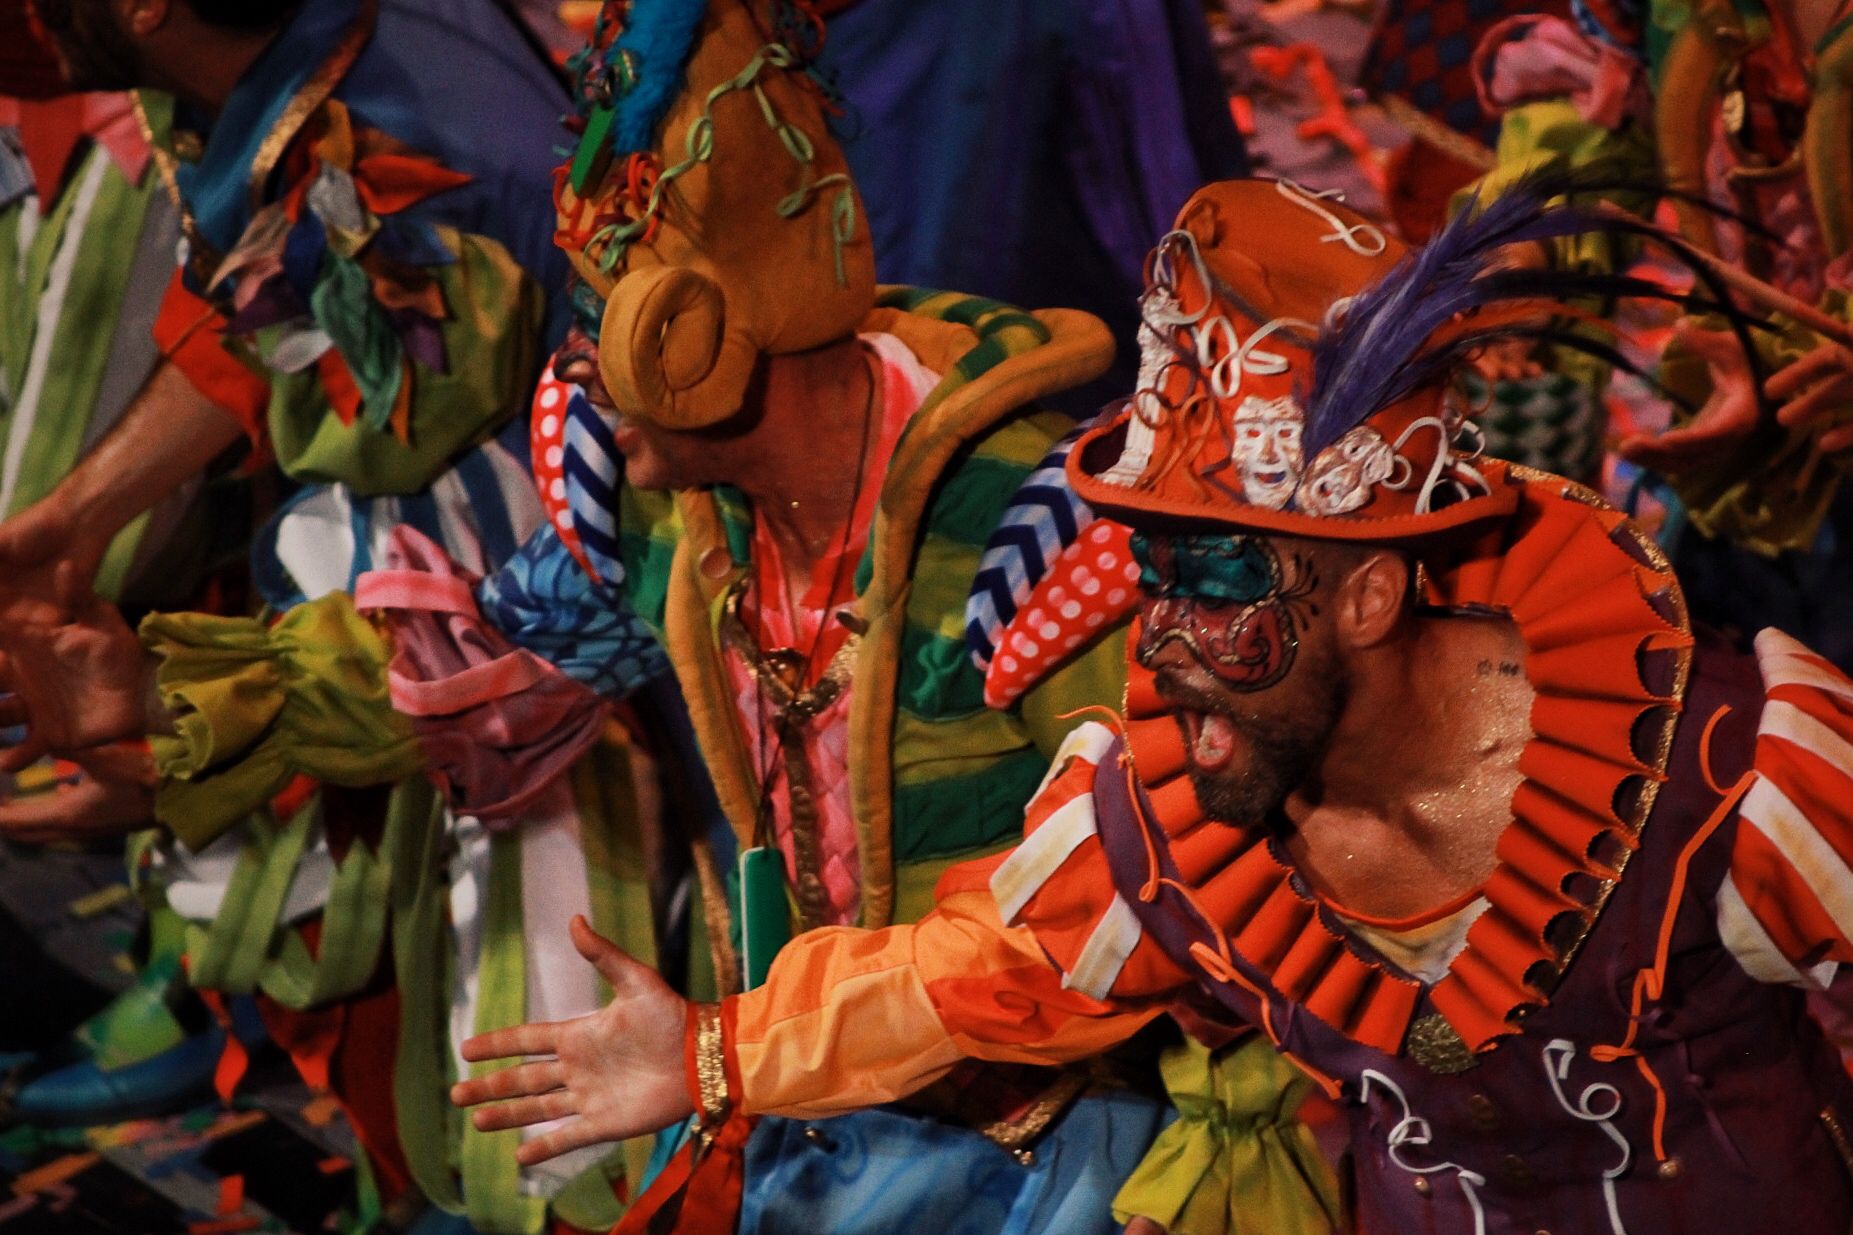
[142,592,423,849]
[1113,1035,1345,1235]
[1646,0,1768,84]
[309,249,405,428]
[1657,300,1845,554]
[265,226,541,497]
[616,484,682,631]
[385,746,652,1233]
[182,793,397,1012]
[1469,99,1657,275]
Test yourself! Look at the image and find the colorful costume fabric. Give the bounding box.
[661,176,1853,1235]
[0,92,216,606]
[1469,1,1853,666]
[713,591,1853,1233]
[111,5,666,1227]
[500,2,1326,1226]
[143,448,674,1232]
[142,291,1194,1235]
[0,90,220,1062]
[147,0,570,494]
[591,288,1182,1235]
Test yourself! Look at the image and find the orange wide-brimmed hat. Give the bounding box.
[1069,178,1527,544]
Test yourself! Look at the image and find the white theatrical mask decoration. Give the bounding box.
[1228,395,1304,510]
[1297,425,1398,516]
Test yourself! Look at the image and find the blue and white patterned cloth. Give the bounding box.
[561,383,628,589]
[253,430,543,608]
[965,426,1098,674]
[740,1090,1169,1235]
[251,420,668,702]
[477,523,668,700]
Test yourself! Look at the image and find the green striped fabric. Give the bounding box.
[0,136,165,602]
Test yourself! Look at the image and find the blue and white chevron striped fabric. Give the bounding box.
[964,425,1097,672]
[561,388,626,588]
[253,433,545,609]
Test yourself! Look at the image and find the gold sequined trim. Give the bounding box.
[1407,1013,1477,1075]
[694,1003,729,1126]
[131,91,215,284]
[1823,1106,1853,1177]
[248,0,378,214]
[974,1068,1091,1152]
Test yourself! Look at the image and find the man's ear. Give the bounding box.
[117,0,171,38]
[1332,550,1409,649]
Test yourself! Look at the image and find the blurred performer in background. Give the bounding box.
[0,2,672,1229]
[0,5,258,1127]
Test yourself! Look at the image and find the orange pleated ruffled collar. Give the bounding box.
[1120,466,1694,1058]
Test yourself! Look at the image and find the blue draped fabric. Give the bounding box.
[172,0,571,341]
[477,522,669,699]
[739,1091,1170,1235]
[820,0,1245,411]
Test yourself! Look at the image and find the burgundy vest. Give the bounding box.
[1095,638,1853,1234]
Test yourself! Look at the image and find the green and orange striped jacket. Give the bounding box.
[618,288,1127,989]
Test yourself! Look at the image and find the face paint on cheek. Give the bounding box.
[1138,595,1299,690]
[1133,535,1316,692]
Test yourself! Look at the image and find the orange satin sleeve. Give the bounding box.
[719,863,1164,1120]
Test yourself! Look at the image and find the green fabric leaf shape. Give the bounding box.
[310,249,404,430]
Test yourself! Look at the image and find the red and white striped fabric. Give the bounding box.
[1719,629,1853,989]
[982,521,1144,708]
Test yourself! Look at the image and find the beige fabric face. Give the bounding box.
[570,0,876,427]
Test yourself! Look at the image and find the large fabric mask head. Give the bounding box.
[553,0,876,429]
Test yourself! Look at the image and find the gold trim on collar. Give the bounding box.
[248,0,378,213]
[131,91,214,282]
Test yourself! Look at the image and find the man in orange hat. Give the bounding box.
[0,5,1334,1232]
[455,176,1853,1234]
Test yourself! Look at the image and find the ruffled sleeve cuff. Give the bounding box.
[140,593,422,849]
[354,524,609,823]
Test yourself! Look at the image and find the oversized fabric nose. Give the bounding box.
[554,327,600,388]
[598,265,758,428]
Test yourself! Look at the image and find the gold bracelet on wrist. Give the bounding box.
[694,1002,729,1126]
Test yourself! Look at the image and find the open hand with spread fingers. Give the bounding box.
[1617,322,1760,475]
[451,915,695,1166]
[0,490,109,623]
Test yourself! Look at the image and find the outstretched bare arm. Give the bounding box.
[0,361,243,599]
